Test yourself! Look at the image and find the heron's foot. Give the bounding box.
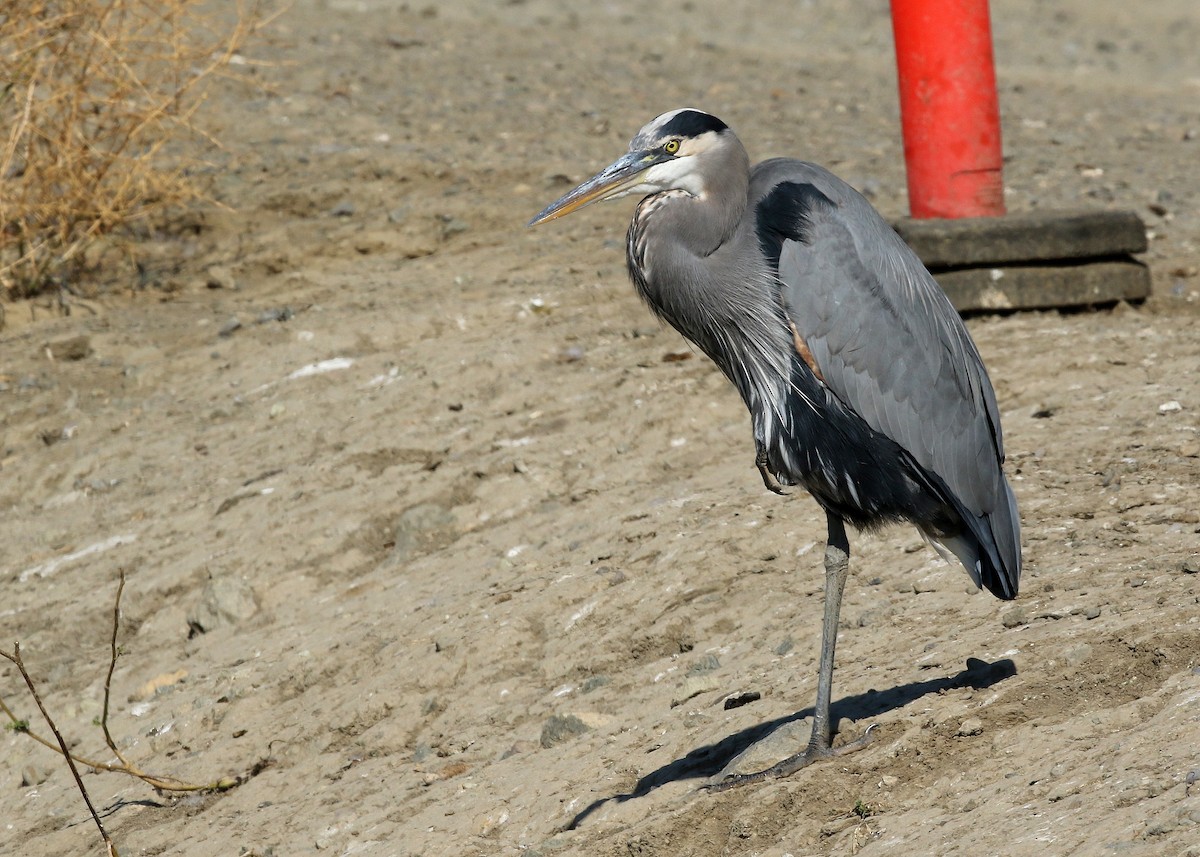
[755,448,788,496]
[701,725,877,794]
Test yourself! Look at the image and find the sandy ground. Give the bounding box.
[3,1,1200,854]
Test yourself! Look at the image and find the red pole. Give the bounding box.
[890,0,1005,219]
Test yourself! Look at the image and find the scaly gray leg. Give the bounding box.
[705,511,875,792]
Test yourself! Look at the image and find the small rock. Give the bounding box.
[205,265,237,290]
[913,576,940,594]
[569,711,613,730]
[330,200,356,217]
[256,307,294,324]
[474,806,509,836]
[717,719,810,779]
[388,502,459,562]
[580,675,610,693]
[1158,400,1182,413]
[187,575,260,635]
[957,717,984,737]
[440,217,469,237]
[1084,606,1102,620]
[1001,606,1029,628]
[218,317,242,338]
[1062,643,1093,667]
[879,774,900,789]
[672,674,719,707]
[269,403,287,419]
[1182,558,1200,575]
[540,714,590,748]
[46,335,92,361]
[21,764,51,787]
[723,690,761,711]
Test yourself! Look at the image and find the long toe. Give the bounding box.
[701,725,877,794]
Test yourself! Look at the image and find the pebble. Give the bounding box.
[540,714,590,748]
[205,265,237,290]
[474,807,509,836]
[388,502,458,562]
[1001,606,1029,628]
[1158,400,1182,413]
[218,317,242,337]
[1183,558,1200,575]
[21,764,51,787]
[580,675,610,693]
[440,217,470,237]
[45,335,92,361]
[187,575,260,634]
[716,719,809,779]
[687,654,720,674]
[1062,643,1093,667]
[671,674,719,707]
[330,200,355,217]
[957,717,984,737]
[723,690,761,711]
[256,306,294,324]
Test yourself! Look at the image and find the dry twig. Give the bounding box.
[1,643,118,856]
[1,570,271,849]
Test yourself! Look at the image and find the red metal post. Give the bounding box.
[890,0,1006,218]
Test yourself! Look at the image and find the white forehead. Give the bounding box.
[629,107,722,149]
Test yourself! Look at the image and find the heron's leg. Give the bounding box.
[704,512,874,793]
[804,512,854,751]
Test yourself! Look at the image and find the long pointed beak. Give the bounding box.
[528,151,661,227]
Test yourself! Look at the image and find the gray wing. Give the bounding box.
[751,159,1019,585]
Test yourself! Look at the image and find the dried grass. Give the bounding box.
[0,0,263,300]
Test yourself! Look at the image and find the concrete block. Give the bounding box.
[893,209,1148,267]
[932,259,1151,312]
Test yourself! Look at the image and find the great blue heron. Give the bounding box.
[529,108,1021,789]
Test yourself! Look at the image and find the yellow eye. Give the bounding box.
[664,139,680,155]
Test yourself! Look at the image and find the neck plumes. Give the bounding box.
[623,139,794,433]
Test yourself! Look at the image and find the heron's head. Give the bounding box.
[529,108,734,226]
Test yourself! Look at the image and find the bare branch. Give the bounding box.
[1,644,118,856]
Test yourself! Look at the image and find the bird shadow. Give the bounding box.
[565,656,1015,831]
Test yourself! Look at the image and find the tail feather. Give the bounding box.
[941,481,1021,601]
[907,453,1022,601]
